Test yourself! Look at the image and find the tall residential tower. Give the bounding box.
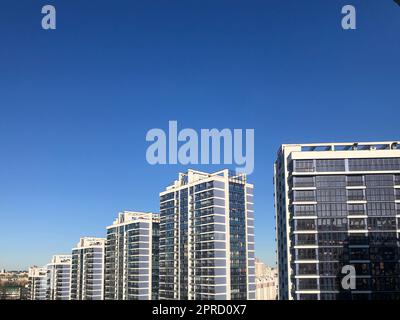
[104,211,159,300]
[275,141,400,300]
[159,169,255,300]
[27,266,47,300]
[46,255,72,300]
[70,237,105,300]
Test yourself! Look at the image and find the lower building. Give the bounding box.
[28,266,47,300]
[255,259,278,300]
[70,237,105,300]
[256,277,278,300]
[104,211,159,300]
[46,255,72,300]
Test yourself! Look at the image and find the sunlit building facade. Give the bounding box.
[46,255,72,300]
[275,141,400,300]
[70,237,105,300]
[27,266,47,300]
[104,211,159,300]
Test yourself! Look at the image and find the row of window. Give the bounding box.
[293,188,399,203]
[295,217,398,231]
[294,158,400,173]
[293,174,400,188]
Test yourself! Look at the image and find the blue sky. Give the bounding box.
[0,0,399,270]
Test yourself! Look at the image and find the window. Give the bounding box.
[296,234,317,245]
[368,217,396,231]
[319,277,339,291]
[297,278,318,290]
[319,262,341,276]
[366,202,396,216]
[349,218,366,230]
[294,204,316,216]
[295,219,316,231]
[316,176,346,188]
[365,188,394,202]
[348,204,365,215]
[293,176,315,188]
[347,189,365,201]
[296,249,317,260]
[316,159,345,172]
[319,247,346,261]
[349,158,400,171]
[298,294,318,300]
[350,248,369,260]
[347,175,364,186]
[317,203,347,217]
[318,232,347,246]
[294,160,314,172]
[316,188,346,202]
[294,190,316,202]
[365,174,394,187]
[317,218,347,231]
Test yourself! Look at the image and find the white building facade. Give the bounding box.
[159,169,255,300]
[254,259,277,300]
[46,255,72,300]
[27,266,47,300]
[104,211,159,300]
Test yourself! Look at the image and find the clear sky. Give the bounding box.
[0,0,399,270]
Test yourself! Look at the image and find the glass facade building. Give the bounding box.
[46,255,72,300]
[275,142,400,300]
[104,211,159,300]
[70,237,105,300]
[159,169,255,300]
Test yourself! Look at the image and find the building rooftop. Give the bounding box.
[164,169,248,191]
[107,211,159,228]
[281,141,400,152]
[74,237,106,249]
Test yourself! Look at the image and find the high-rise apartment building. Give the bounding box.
[159,169,255,300]
[27,266,47,300]
[104,211,159,300]
[274,141,400,300]
[70,237,105,300]
[46,255,72,300]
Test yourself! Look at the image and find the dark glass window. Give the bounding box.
[294,160,314,172]
[347,189,365,201]
[316,159,345,172]
[347,175,364,186]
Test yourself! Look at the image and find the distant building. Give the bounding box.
[0,286,23,300]
[70,237,105,300]
[255,258,267,277]
[46,255,72,300]
[256,277,277,300]
[0,270,29,300]
[28,266,47,300]
[104,211,160,300]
